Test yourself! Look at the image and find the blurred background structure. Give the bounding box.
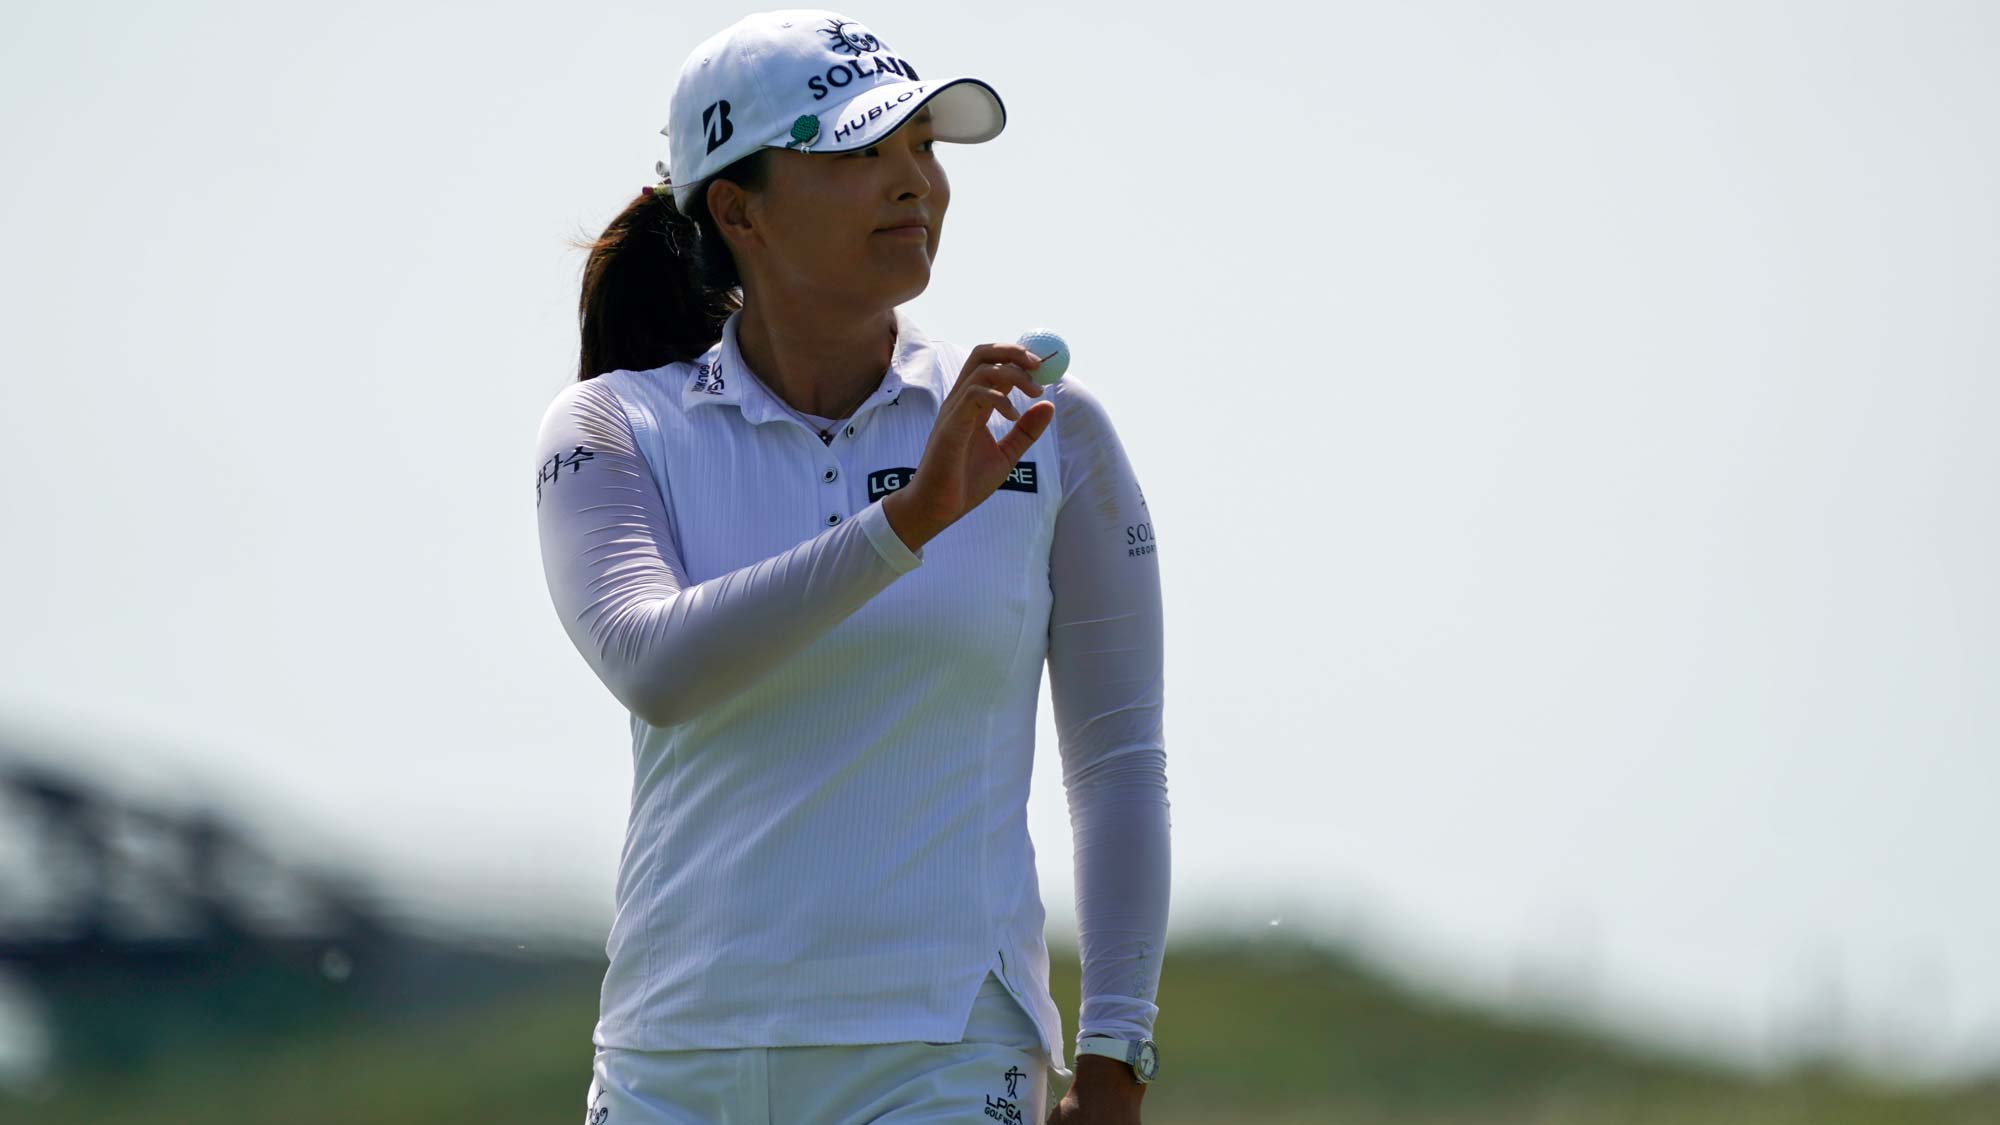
[4,0,1998,1120]
[0,741,576,1084]
[3,737,1997,1122]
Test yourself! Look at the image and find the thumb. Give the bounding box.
[996,399,1055,463]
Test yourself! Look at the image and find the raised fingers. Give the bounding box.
[963,362,1043,403]
[965,385,1021,422]
[961,342,1044,378]
[996,399,1056,461]
[958,345,1046,399]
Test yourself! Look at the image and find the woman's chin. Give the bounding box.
[881,260,933,305]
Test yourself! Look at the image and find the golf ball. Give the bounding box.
[1017,329,1070,384]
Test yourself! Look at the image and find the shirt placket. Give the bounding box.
[803,384,906,530]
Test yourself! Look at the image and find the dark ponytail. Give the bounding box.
[573,150,771,381]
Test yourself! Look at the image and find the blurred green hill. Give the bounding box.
[6,933,1996,1125]
[7,743,1995,1122]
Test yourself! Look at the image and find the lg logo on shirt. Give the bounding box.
[867,467,916,500]
[1000,462,1038,492]
[868,463,1036,501]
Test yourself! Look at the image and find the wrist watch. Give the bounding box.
[1074,1035,1160,1084]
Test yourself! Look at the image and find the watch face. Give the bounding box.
[1135,1040,1159,1081]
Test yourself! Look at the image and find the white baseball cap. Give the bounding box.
[661,9,1007,211]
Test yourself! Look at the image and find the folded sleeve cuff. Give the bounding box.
[860,498,925,573]
[1078,995,1161,1042]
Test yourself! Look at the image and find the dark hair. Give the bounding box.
[572,150,772,381]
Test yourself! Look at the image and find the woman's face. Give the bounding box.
[711,107,949,313]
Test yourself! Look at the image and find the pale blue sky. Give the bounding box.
[3,0,1996,1083]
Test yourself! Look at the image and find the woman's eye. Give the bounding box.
[845,139,935,158]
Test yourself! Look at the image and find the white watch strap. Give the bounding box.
[1075,1035,1156,1083]
[1074,1036,1136,1065]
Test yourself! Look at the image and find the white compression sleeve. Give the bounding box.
[533,377,924,728]
[1044,376,1171,1042]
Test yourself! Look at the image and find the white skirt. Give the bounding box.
[584,970,1072,1123]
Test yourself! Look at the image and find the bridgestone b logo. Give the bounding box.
[703,99,734,154]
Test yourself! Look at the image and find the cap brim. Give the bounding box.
[767,76,1005,154]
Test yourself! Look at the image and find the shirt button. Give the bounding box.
[822,467,838,482]
[826,512,841,526]
[845,424,856,436]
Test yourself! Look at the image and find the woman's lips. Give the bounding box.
[877,225,927,238]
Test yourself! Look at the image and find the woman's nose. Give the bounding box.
[887,146,930,199]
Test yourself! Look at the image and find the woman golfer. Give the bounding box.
[534,10,1168,1122]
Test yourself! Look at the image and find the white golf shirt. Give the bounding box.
[532,305,1168,1063]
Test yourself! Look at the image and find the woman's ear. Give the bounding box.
[706,177,756,248]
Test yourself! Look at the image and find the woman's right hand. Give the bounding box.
[882,342,1055,551]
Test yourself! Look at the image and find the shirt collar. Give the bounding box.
[682,306,947,424]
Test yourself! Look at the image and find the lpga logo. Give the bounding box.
[985,1066,1026,1124]
[692,359,726,394]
